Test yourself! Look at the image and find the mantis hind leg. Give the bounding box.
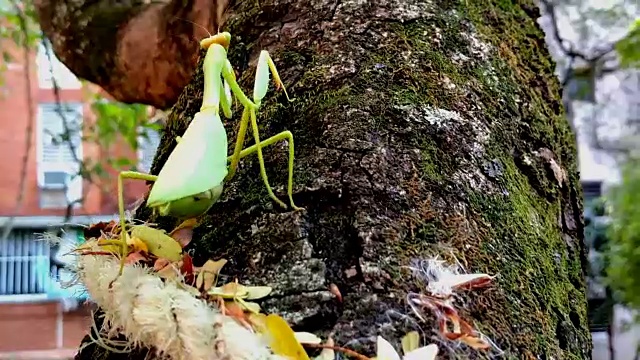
[114,171,159,282]
[226,124,301,211]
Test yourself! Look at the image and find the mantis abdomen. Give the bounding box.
[146,109,228,213]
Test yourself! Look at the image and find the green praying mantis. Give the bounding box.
[113,31,302,278]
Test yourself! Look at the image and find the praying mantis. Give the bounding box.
[113,31,302,279]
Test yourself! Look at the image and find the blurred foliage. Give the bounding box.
[616,19,640,69]
[0,0,40,87]
[606,158,640,310]
[0,0,163,201]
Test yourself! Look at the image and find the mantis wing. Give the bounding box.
[147,109,228,207]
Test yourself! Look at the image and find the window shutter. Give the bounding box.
[39,103,83,165]
[37,103,84,208]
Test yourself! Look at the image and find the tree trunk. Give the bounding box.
[76,0,592,358]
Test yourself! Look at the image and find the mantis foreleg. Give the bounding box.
[226,107,250,181]
[116,171,158,278]
[219,50,299,210]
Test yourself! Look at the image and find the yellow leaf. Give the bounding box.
[128,236,149,253]
[157,263,180,280]
[130,225,182,262]
[237,300,261,314]
[401,331,420,354]
[245,286,273,300]
[265,314,310,360]
[209,281,249,298]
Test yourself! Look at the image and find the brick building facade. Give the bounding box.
[0,34,160,357]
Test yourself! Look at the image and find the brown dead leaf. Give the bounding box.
[248,312,268,333]
[84,221,118,239]
[329,283,342,302]
[125,252,147,265]
[154,258,171,271]
[181,253,195,284]
[157,262,181,280]
[196,259,227,291]
[170,218,198,248]
[458,334,491,350]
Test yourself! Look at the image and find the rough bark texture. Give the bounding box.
[76,0,592,359]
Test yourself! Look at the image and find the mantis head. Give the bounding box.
[200,31,232,50]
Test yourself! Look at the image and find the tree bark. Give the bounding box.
[74,0,592,358]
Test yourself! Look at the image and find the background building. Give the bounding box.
[0,35,160,357]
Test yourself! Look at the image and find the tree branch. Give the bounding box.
[33,0,228,110]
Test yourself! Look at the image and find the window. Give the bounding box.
[36,103,84,208]
[36,39,81,89]
[137,127,162,173]
[582,180,602,202]
[0,229,51,299]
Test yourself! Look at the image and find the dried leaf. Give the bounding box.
[449,273,494,291]
[315,337,335,360]
[329,283,342,303]
[181,253,195,284]
[458,334,491,350]
[125,252,147,265]
[197,259,227,291]
[157,263,180,280]
[154,258,171,271]
[245,286,272,300]
[237,300,261,314]
[130,225,182,262]
[170,218,198,248]
[248,312,268,333]
[209,282,249,298]
[401,331,420,354]
[84,221,118,239]
[376,336,401,360]
[404,344,438,360]
[265,314,310,360]
[295,332,322,344]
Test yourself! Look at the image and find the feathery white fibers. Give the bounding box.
[76,254,281,360]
